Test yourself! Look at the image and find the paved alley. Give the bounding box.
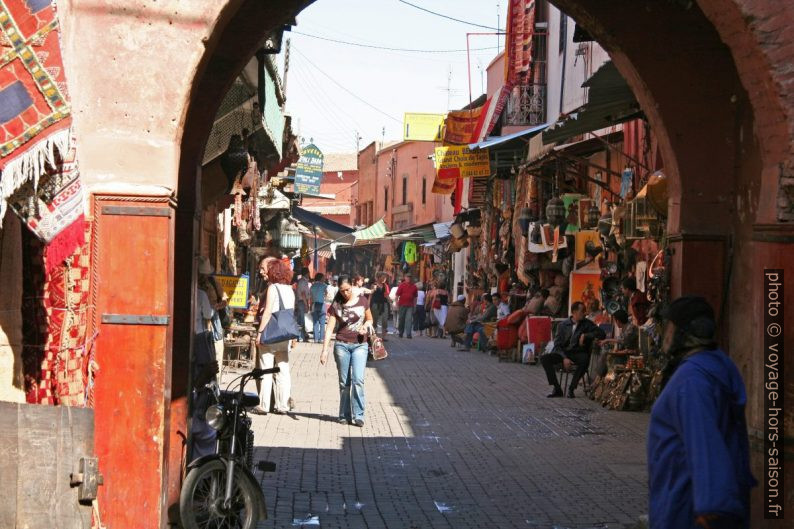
[236,336,650,529]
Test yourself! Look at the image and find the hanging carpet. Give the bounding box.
[0,0,84,272]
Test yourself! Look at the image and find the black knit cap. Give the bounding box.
[663,296,716,337]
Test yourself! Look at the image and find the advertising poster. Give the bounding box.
[434,145,490,180]
[404,113,444,141]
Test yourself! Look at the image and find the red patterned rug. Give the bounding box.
[0,0,84,271]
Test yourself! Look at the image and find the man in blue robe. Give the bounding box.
[648,296,756,528]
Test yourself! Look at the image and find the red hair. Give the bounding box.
[266,259,293,284]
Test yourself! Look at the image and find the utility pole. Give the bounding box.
[282,38,290,97]
[355,131,362,153]
[381,126,385,150]
[496,2,501,53]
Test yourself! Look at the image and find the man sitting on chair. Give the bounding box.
[541,301,606,398]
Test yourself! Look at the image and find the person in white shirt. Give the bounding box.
[497,292,511,321]
[252,258,295,415]
[413,282,427,336]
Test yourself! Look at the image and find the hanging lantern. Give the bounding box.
[518,206,532,236]
[546,197,566,227]
[586,203,601,228]
[279,217,302,251]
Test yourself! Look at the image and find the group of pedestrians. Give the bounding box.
[253,263,379,427]
[393,273,451,339]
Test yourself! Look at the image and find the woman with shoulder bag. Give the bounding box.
[252,257,295,415]
[320,276,374,427]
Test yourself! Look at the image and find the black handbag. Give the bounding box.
[259,285,300,345]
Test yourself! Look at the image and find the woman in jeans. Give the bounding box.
[252,257,294,415]
[320,276,374,427]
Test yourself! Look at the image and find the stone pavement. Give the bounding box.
[232,335,650,529]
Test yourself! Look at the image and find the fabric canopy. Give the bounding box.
[352,218,389,242]
[292,206,355,240]
[542,61,641,144]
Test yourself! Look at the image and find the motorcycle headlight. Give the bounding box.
[205,405,225,430]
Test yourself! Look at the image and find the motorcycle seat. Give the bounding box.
[219,390,260,408]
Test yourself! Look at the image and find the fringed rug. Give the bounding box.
[0,0,84,271]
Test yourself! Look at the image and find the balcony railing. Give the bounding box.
[505,84,547,127]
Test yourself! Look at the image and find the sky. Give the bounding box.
[280,0,506,154]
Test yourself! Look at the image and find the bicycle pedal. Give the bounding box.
[256,460,276,472]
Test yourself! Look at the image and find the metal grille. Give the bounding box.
[505,84,547,126]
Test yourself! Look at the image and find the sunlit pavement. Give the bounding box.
[231,335,649,529]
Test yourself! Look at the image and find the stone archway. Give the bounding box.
[51,0,792,525]
[549,0,793,521]
[169,0,314,521]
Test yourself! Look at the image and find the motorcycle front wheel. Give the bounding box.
[180,460,261,529]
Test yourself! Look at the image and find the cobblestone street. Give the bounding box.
[233,335,650,529]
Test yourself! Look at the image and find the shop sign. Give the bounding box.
[214,274,250,309]
[295,143,324,195]
[404,113,444,141]
[434,144,490,179]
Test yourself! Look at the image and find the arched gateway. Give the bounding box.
[28,0,794,525]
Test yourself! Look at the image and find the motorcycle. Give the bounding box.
[180,367,279,529]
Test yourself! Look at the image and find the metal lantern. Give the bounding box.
[545,197,566,227]
[586,203,601,228]
[279,218,302,251]
[517,206,532,236]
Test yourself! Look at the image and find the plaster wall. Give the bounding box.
[544,6,610,125]
[58,0,233,194]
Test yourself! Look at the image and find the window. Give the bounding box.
[384,187,389,211]
[402,176,407,205]
[422,177,426,204]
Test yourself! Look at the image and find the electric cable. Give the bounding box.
[292,47,403,124]
[291,30,499,53]
[290,68,360,143]
[396,0,504,31]
[295,60,366,132]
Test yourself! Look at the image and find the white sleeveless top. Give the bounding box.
[270,283,295,310]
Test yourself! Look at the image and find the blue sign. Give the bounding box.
[295,144,324,195]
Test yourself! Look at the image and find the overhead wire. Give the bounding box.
[396,0,504,31]
[290,30,499,53]
[295,59,366,131]
[289,66,364,150]
[292,47,403,124]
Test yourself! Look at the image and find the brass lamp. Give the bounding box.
[545,197,566,227]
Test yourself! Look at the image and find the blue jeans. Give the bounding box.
[312,302,326,343]
[295,300,308,341]
[464,322,485,350]
[333,341,368,421]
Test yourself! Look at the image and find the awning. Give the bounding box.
[386,222,438,242]
[542,61,641,144]
[433,221,453,239]
[468,123,548,151]
[292,206,354,240]
[352,218,389,242]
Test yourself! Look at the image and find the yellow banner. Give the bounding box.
[434,145,490,179]
[214,275,250,309]
[403,113,444,141]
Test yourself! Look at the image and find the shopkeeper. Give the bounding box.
[598,309,638,370]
